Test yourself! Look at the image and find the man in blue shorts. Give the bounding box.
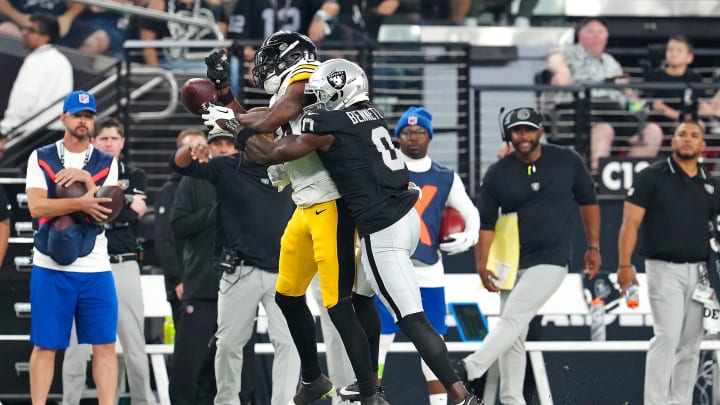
[25,90,119,405]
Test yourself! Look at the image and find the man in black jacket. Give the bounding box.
[155,128,207,325]
[169,130,245,404]
[172,131,299,404]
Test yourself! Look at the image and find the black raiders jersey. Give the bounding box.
[301,103,419,236]
[228,0,323,41]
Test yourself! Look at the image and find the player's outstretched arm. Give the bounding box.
[205,50,247,114]
[245,133,331,165]
[237,81,308,134]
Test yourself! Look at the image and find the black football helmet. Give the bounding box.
[252,31,317,92]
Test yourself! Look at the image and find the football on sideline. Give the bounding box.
[440,207,465,242]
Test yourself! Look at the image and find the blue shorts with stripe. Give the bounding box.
[376,286,447,335]
[30,266,118,349]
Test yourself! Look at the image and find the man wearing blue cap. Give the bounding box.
[366,106,479,405]
[25,90,120,405]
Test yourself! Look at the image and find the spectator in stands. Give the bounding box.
[0,13,72,155]
[63,117,154,405]
[155,128,206,325]
[71,4,129,57]
[456,107,600,405]
[547,17,664,172]
[25,90,118,405]
[463,0,536,26]
[374,106,480,405]
[616,119,713,405]
[645,35,705,132]
[138,0,227,67]
[168,130,230,405]
[420,0,471,25]
[0,0,116,54]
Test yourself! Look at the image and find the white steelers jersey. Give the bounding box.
[269,59,340,208]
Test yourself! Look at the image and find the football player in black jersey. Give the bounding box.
[233,58,480,405]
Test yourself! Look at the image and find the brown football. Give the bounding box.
[440,207,465,242]
[180,78,217,115]
[94,185,125,225]
[56,182,87,199]
[55,182,88,222]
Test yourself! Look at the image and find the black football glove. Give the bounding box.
[205,50,231,90]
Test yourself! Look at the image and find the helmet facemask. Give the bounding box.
[252,34,316,94]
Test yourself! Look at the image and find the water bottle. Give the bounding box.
[590,297,606,341]
[163,315,175,345]
[626,284,640,309]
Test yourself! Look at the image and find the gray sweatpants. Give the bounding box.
[463,264,567,405]
[214,265,300,405]
[644,260,704,405]
[62,260,154,405]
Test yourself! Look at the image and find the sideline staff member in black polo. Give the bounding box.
[457,107,601,404]
[617,119,719,405]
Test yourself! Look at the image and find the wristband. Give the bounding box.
[587,246,600,252]
[236,126,257,150]
[217,90,235,106]
[224,118,240,132]
[618,264,633,269]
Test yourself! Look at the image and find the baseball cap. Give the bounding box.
[504,107,543,130]
[63,90,97,115]
[207,131,234,143]
[394,106,434,139]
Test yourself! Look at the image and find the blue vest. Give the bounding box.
[33,144,113,265]
[411,162,454,265]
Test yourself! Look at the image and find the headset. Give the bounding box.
[498,107,543,143]
[498,107,509,142]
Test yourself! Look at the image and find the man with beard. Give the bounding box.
[616,120,717,405]
[455,107,601,405]
[24,90,119,405]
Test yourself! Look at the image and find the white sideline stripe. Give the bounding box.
[6,336,720,405]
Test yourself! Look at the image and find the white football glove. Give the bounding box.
[267,164,290,192]
[201,104,238,134]
[439,231,478,255]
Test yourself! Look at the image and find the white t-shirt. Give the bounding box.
[0,45,73,135]
[25,140,119,272]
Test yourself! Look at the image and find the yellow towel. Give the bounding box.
[487,213,519,290]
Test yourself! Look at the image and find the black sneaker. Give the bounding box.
[338,381,385,402]
[293,374,334,404]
